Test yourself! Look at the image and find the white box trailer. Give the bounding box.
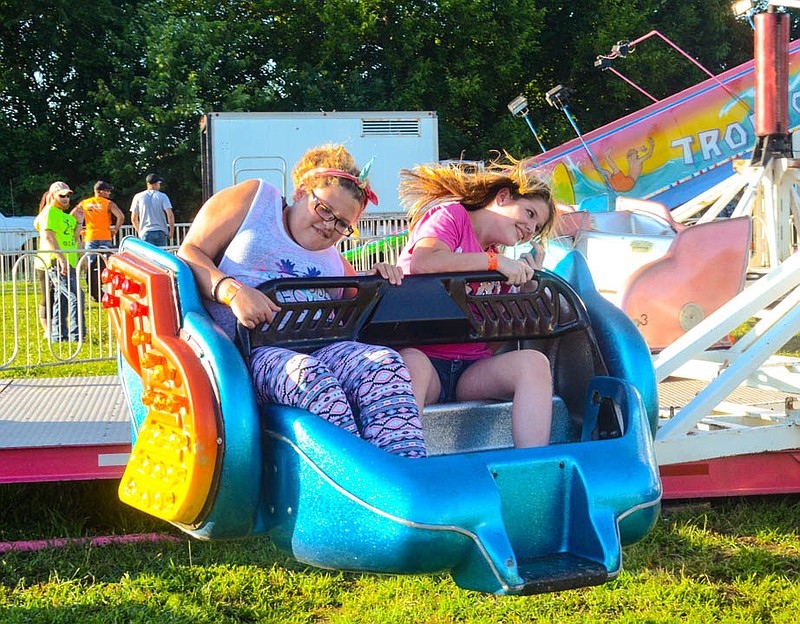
[200,111,438,215]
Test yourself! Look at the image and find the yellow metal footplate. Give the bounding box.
[103,252,221,524]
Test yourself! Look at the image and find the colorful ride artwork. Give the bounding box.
[536,39,800,210]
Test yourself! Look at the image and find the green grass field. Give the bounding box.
[1,481,799,623]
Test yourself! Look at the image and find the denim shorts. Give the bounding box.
[429,357,479,403]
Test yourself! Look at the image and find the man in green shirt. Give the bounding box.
[36,181,84,342]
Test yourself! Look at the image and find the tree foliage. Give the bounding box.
[0,0,762,219]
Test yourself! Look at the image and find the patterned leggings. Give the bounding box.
[249,341,426,458]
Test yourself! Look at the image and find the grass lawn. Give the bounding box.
[0,481,799,623]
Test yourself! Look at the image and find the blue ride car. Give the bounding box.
[103,237,661,595]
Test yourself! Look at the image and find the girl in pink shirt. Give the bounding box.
[397,155,557,448]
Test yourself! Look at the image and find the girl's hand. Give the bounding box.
[229,284,281,329]
[519,242,545,271]
[496,254,535,286]
[363,262,404,285]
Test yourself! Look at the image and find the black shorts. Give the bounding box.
[429,357,479,403]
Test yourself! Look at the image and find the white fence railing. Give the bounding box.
[1,216,409,372]
[1,248,136,370]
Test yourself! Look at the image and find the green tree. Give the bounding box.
[0,0,137,214]
[521,0,756,149]
[0,0,774,220]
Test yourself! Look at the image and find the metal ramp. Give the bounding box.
[0,376,129,483]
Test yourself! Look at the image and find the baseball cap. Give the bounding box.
[146,173,163,184]
[49,181,73,196]
[94,180,113,192]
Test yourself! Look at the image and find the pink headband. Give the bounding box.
[301,166,379,206]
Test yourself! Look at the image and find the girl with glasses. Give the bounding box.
[178,144,425,458]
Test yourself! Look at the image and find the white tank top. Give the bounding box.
[206,180,344,338]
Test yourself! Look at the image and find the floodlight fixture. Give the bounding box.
[507,95,530,117]
[732,0,753,16]
[544,84,615,193]
[611,41,633,57]
[768,0,800,7]
[545,85,572,111]
[507,94,546,153]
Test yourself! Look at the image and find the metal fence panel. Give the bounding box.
[1,216,408,372]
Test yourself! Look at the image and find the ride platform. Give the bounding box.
[0,376,130,483]
[657,377,800,498]
[2,374,799,498]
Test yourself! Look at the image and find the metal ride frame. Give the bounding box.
[652,7,800,497]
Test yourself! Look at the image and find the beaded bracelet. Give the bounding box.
[211,274,233,302]
[487,251,498,271]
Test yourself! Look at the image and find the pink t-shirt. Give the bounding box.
[398,202,504,360]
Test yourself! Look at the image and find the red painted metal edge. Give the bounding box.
[0,444,129,484]
[660,450,800,499]
[5,441,799,500]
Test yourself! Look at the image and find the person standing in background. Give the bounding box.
[33,191,51,333]
[36,181,85,342]
[130,173,175,247]
[72,180,125,251]
[71,180,124,301]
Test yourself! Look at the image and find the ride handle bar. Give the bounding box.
[234,270,591,360]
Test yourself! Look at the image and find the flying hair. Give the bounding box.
[399,152,557,241]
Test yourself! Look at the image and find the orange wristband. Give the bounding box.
[220,279,243,305]
[487,251,498,271]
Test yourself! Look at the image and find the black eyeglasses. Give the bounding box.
[57,193,71,199]
[310,190,355,237]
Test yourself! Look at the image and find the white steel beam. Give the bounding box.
[656,421,800,464]
[696,175,750,224]
[657,301,800,439]
[671,173,748,223]
[654,250,800,381]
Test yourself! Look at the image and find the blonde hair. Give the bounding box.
[38,191,50,213]
[400,153,557,242]
[291,143,367,206]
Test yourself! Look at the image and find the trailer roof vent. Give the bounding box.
[361,118,421,137]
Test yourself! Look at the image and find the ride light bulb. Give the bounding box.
[131,329,151,346]
[152,364,176,383]
[100,268,115,284]
[101,293,120,308]
[121,278,141,295]
[140,352,163,369]
[130,301,149,317]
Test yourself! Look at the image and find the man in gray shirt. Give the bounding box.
[130,173,175,247]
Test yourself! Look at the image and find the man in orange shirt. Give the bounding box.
[71,180,125,300]
[72,180,125,249]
